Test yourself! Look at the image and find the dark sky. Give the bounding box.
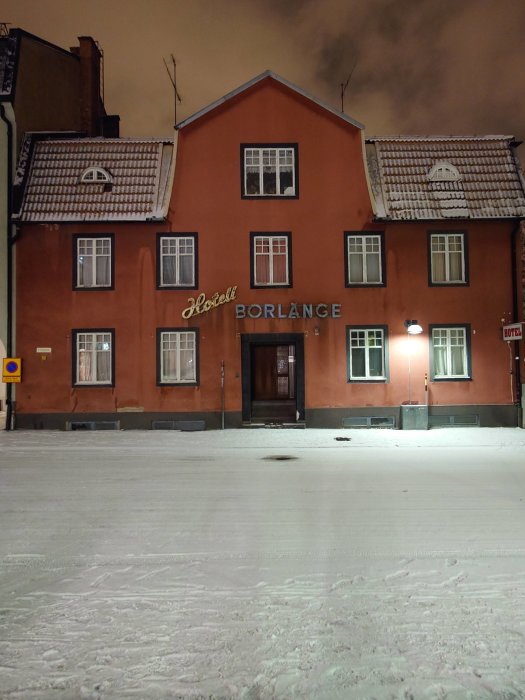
[3,0,525,140]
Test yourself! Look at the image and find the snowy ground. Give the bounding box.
[1,427,525,700]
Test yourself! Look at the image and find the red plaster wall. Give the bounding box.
[14,79,518,418]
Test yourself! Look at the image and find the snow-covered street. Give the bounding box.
[1,427,525,699]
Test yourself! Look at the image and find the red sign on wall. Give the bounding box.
[502,323,523,341]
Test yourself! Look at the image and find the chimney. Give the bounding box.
[70,36,119,137]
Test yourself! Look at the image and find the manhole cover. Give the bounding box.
[263,455,298,461]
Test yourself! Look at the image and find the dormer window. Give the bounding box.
[80,166,112,184]
[427,162,461,182]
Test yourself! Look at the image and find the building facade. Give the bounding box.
[1,27,118,424]
[11,72,525,429]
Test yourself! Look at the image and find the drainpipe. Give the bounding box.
[511,220,522,417]
[0,104,14,429]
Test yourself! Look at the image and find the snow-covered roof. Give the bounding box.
[366,136,525,220]
[13,136,174,223]
[176,70,365,131]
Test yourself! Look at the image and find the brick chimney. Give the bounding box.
[71,36,119,137]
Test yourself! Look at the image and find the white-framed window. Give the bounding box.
[80,166,112,183]
[243,145,297,197]
[74,330,113,385]
[158,329,198,384]
[158,234,197,288]
[348,327,387,381]
[75,236,113,288]
[345,233,384,285]
[431,326,470,380]
[251,233,291,287]
[427,162,461,182]
[430,232,466,284]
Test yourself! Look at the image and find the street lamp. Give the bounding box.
[404,320,423,403]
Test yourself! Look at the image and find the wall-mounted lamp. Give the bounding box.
[404,320,423,335]
[404,320,423,404]
[314,327,320,336]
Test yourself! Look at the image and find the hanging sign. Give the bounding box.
[2,357,22,383]
[502,323,523,341]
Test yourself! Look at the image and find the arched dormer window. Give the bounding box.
[427,161,461,182]
[80,166,112,184]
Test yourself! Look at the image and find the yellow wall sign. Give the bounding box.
[182,286,237,319]
[3,357,22,383]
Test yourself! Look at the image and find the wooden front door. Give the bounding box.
[251,344,296,421]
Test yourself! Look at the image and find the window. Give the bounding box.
[429,232,467,284]
[345,233,384,286]
[73,330,114,386]
[347,326,388,381]
[242,144,298,198]
[80,166,112,183]
[251,233,291,287]
[158,329,199,385]
[430,325,471,380]
[74,235,113,289]
[157,234,197,288]
[427,162,461,182]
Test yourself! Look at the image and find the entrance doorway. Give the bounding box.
[241,333,305,424]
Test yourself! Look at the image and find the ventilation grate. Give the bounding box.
[342,416,395,429]
[66,421,120,431]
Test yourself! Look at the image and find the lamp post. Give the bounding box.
[404,320,423,404]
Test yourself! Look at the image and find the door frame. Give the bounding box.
[241,333,305,422]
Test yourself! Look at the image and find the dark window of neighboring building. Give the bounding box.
[428,232,468,285]
[347,326,389,382]
[72,329,114,386]
[430,324,471,380]
[157,328,199,385]
[250,232,292,288]
[74,235,114,289]
[241,144,298,198]
[157,233,198,289]
[345,232,385,286]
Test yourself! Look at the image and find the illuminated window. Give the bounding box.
[73,330,114,385]
[242,145,298,197]
[158,329,199,385]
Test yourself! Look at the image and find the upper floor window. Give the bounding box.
[242,144,298,198]
[429,232,467,285]
[74,235,113,289]
[73,329,114,386]
[80,166,112,183]
[251,233,292,287]
[347,326,388,381]
[157,329,199,385]
[345,232,385,286]
[157,234,197,289]
[430,325,471,380]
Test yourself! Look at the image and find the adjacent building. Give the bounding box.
[0,27,118,424]
[11,72,525,429]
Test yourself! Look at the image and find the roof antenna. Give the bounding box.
[163,54,182,128]
[340,60,357,113]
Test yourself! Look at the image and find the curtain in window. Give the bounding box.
[95,255,110,286]
[96,346,111,382]
[78,349,92,382]
[162,256,177,285]
[365,252,380,282]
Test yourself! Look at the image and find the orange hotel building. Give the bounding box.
[10,72,525,429]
